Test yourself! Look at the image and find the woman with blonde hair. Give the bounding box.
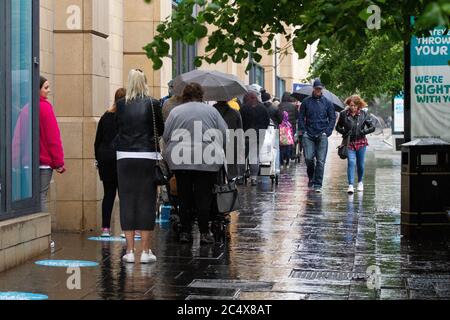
[336,95,375,194]
[115,69,164,263]
[94,88,126,237]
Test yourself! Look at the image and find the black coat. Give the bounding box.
[214,102,244,178]
[336,109,376,141]
[264,102,282,127]
[94,112,118,182]
[240,103,270,133]
[214,102,242,130]
[115,97,164,152]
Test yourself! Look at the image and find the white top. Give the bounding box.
[117,151,162,161]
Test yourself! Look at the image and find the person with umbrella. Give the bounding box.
[163,83,228,245]
[298,79,337,193]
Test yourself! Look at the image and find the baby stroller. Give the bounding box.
[157,175,229,243]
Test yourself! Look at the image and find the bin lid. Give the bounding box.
[402,138,450,147]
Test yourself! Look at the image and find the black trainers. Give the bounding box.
[179,232,192,243]
[200,233,215,245]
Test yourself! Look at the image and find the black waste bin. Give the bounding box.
[401,139,450,235]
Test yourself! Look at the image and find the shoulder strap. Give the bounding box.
[149,99,160,154]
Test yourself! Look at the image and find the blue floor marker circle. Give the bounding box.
[0,292,48,300]
[35,260,99,268]
[88,236,126,242]
[88,236,141,242]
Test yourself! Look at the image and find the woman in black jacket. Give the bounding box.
[95,88,126,238]
[336,95,375,194]
[116,69,164,264]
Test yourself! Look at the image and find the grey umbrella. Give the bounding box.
[292,85,345,112]
[173,69,248,101]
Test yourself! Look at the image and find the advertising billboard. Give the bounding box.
[410,27,450,142]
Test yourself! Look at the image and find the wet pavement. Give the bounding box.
[1,135,449,300]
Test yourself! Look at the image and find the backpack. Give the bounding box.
[279,124,294,146]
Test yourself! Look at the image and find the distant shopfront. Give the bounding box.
[0,0,40,221]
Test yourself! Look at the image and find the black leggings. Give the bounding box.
[102,180,118,229]
[175,171,218,234]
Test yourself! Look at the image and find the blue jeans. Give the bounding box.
[303,133,329,188]
[347,146,367,185]
[280,145,293,165]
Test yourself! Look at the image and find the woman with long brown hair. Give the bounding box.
[95,88,126,237]
[336,95,375,194]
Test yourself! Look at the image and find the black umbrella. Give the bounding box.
[292,85,345,112]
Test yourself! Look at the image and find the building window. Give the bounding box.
[11,0,33,202]
[172,39,197,78]
[171,0,197,78]
[275,76,286,99]
[249,62,265,88]
[1,0,40,219]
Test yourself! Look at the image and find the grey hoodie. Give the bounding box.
[163,102,228,172]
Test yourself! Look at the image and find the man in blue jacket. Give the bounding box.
[298,79,337,193]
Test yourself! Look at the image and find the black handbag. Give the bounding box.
[150,99,170,186]
[213,167,241,214]
[337,135,351,160]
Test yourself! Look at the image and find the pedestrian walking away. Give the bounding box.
[298,79,337,193]
[214,100,245,180]
[94,88,126,238]
[279,111,295,170]
[336,95,375,194]
[163,83,228,245]
[261,90,282,128]
[116,69,164,264]
[240,92,271,186]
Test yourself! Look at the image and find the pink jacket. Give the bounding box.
[40,97,65,169]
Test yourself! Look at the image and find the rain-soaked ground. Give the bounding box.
[1,135,449,300]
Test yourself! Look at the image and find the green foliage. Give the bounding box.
[310,34,404,101]
[143,0,449,71]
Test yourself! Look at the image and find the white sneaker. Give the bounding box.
[140,250,157,264]
[122,251,135,263]
[100,228,111,238]
[348,185,355,194]
[357,182,364,192]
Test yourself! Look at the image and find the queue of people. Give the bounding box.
[89,68,375,264]
[10,69,375,267]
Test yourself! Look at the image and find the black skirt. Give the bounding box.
[117,158,157,231]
